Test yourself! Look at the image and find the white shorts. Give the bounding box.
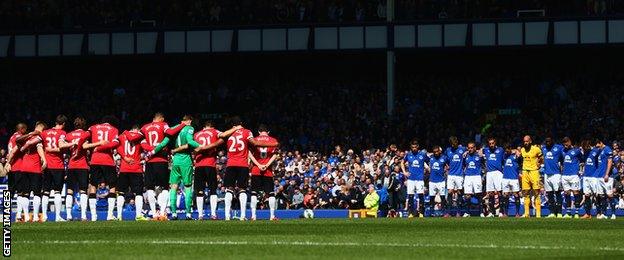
[501,178,520,193]
[597,177,614,195]
[485,170,503,192]
[406,180,425,195]
[544,174,561,192]
[428,181,446,196]
[561,175,580,191]
[463,175,482,194]
[447,175,464,190]
[583,177,599,194]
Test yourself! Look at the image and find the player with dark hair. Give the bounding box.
[501,143,521,217]
[140,112,187,220]
[16,121,48,222]
[85,115,120,221]
[594,138,614,219]
[5,123,28,221]
[40,115,74,221]
[561,137,583,218]
[149,115,200,220]
[193,120,225,220]
[116,125,148,221]
[580,139,600,219]
[218,116,278,221]
[445,136,466,217]
[401,139,428,218]
[483,137,504,217]
[541,137,564,218]
[65,117,91,220]
[427,145,449,217]
[248,124,279,220]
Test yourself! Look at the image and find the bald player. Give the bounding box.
[518,135,543,218]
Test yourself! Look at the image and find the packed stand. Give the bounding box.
[1,68,624,219]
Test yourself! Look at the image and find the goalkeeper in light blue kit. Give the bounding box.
[147,115,199,220]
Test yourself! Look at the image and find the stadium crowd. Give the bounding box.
[2,65,624,221]
[2,0,624,31]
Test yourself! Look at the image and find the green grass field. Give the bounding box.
[12,218,624,259]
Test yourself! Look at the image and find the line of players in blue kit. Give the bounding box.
[401,136,621,219]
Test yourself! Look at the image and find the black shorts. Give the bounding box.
[144,162,170,190]
[224,166,249,189]
[90,165,117,187]
[8,171,21,193]
[118,173,144,195]
[194,166,218,196]
[67,169,89,192]
[251,175,274,195]
[22,172,42,195]
[43,169,65,193]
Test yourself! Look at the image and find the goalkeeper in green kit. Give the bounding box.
[146,115,198,220]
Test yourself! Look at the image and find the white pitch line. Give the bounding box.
[17,240,624,252]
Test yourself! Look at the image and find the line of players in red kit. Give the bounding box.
[5,113,279,222]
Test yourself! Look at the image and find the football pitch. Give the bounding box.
[12,218,624,259]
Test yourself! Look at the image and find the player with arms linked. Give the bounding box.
[116,125,149,221]
[218,116,278,221]
[140,113,187,220]
[84,116,120,221]
[40,115,74,221]
[149,115,199,220]
[193,120,225,220]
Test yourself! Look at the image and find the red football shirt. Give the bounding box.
[7,132,24,172]
[66,129,90,170]
[41,128,67,170]
[21,136,43,174]
[117,131,144,173]
[194,128,221,167]
[140,121,169,163]
[251,134,278,176]
[88,123,119,166]
[226,128,253,167]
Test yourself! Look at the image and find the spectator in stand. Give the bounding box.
[290,188,304,209]
[364,184,380,217]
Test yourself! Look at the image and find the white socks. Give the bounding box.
[32,196,41,221]
[53,193,62,220]
[107,196,116,218]
[116,196,125,220]
[239,193,248,220]
[196,196,204,217]
[250,195,258,219]
[210,195,218,217]
[88,196,97,221]
[41,195,49,219]
[224,192,233,220]
[14,196,22,220]
[146,190,156,216]
[269,196,276,219]
[20,196,30,222]
[157,190,169,215]
[135,195,143,219]
[66,194,74,219]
